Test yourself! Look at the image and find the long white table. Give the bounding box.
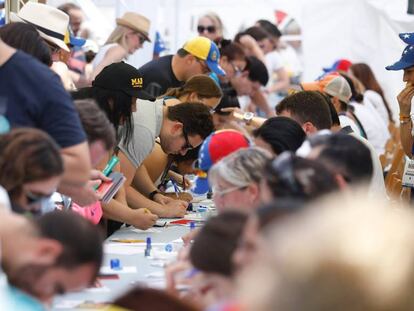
[51,203,214,310]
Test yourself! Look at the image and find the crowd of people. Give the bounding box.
[1,1,414,310]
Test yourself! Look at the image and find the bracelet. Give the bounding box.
[400,113,411,121]
[148,190,161,201]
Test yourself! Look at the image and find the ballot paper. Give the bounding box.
[104,244,144,255]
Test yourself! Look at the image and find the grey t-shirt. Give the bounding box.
[118,98,163,168]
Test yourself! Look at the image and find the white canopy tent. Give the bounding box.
[46,0,414,118]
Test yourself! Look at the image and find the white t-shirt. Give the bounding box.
[118,98,163,168]
[92,43,120,69]
[265,50,284,86]
[350,101,390,155]
[363,90,389,126]
[339,114,361,136]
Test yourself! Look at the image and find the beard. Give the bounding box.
[7,264,49,299]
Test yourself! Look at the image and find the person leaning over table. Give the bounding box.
[386,34,414,157]
[142,74,222,192]
[112,102,214,235]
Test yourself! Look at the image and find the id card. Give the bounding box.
[402,156,414,188]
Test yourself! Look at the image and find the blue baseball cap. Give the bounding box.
[400,32,414,45]
[386,45,414,71]
[183,37,226,76]
[64,27,85,47]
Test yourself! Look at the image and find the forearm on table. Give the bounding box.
[132,164,158,195]
[102,199,134,224]
[126,185,165,215]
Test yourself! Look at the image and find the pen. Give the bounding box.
[171,178,180,198]
[94,155,119,190]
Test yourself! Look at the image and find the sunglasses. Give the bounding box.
[182,127,195,152]
[137,33,146,45]
[197,25,216,34]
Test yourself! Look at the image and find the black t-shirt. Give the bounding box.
[138,55,184,97]
[0,51,86,148]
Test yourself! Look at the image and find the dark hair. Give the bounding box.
[263,152,339,202]
[214,92,240,115]
[72,87,134,145]
[253,117,306,154]
[114,287,200,311]
[163,74,222,99]
[74,99,116,151]
[167,102,214,139]
[256,198,304,229]
[172,145,200,163]
[0,128,63,202]
[339,73,364,103]
[318,91,341,126]
[350,63,393,122]
[0,22,52,66]
[190,211,248,276]
[243,26,270,41]
[309,133,373,184]
[177,48,190,58]
[57,2,81,14]
[256,20,282,38]
[246,56,269,86]
[218,39,246,61]
[276,91,333,130]
[36,211,104,282]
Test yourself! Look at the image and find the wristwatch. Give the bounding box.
[243,112,255,125]
[148,190,161,201]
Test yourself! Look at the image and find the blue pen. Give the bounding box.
[171,178,180,198]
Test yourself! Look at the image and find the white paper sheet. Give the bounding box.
[100,266,137,274]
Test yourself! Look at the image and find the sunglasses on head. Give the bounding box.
[197,25,216,34]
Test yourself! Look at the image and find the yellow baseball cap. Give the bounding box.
[182,36,225,76]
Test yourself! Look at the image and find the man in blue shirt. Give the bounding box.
[0,38,94,204]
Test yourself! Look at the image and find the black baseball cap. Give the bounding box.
[92,62,153,100]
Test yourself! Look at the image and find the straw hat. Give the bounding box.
[116,12,151,42]
[10,2,70,52]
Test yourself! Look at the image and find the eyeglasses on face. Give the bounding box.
[182,127,195,152]
[212,185,247,197]
[197,25,216,34]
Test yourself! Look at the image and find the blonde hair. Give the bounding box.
[209,147,272,188]
[200,12,224,37]
[104,25,130,50]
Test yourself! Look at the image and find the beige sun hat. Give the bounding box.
[10,2,70,52]
[116,12,151,42]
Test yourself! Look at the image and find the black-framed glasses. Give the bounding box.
[182,127,194,152]
[197,25,216,34]
[47,42,60,54]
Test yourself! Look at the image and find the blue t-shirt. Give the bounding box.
[0,51,86,148]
